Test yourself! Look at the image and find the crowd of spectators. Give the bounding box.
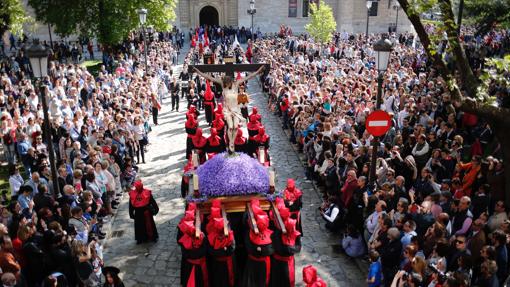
[0,30,176,286]
[255,28,509,287]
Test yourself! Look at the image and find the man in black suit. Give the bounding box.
[381,227,402,287]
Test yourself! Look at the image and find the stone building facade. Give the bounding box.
[175,0,413,34]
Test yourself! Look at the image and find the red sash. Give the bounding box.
[144,210,154,239]
[216,256,234,286]
[187,257,209,287]
[248,254,271,286]
[273,254,296,287]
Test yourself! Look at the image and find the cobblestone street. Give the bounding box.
[103,59,365,287]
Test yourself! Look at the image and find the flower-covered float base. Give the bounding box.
[187,152,281,213]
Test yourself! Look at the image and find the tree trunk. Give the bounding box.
[437,0,479,98]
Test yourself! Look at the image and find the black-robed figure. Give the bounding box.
[242,213,274,287]
[178,220,209,287]
[283,179,303,235]
[269,218,301,287]
[128,181,159,244]
[246,114,261,157]
[207,217,236,287]
[234,128,247,154]
[205,128,225,157]
[185,110,198,160]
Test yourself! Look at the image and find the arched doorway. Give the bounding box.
[199,6,219,26]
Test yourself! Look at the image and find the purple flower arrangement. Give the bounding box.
[197,152,270,197]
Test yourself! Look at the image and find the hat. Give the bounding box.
[102,266,121,276]
[275,197,285,209]
[183,210,194,222]
[249,214,273,245]
[279,207,290,221]
[282,218,301,246]
[186,202,197,212]
[303,265,327,287]
[287,178,296,189]
[211,198,222,209]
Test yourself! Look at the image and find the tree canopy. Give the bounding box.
[28,0,177,45]
[0,0,30,37]
[398,0,510,201]
[464,0,510,36]
[305,0,337,44]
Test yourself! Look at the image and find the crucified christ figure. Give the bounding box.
[193,66,265,153]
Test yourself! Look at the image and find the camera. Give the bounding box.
[428,263,447,283]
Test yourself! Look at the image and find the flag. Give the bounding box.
[233,35,240,48]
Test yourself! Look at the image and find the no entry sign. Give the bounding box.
[366,110,392,137]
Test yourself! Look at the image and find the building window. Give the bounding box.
[303,0,309,17]
[369,1,379,16]
[289,0,298,17]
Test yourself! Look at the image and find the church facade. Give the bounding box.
[175,0,413,34]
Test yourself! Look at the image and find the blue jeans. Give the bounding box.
[3,143,16,165]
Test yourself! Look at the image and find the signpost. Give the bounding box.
[365,110,391,137]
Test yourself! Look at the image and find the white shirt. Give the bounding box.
[365,211,383,234]
[323,204,340,223]
[9,174,24,197]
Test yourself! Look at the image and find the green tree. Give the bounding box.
[464,0,510,36]
[28,0,176,45]
[0,0,30,37]
[305,0,337,44]
[398,0,510,202]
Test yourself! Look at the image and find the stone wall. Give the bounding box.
[236,0,413,35]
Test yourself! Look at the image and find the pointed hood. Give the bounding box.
[204,80,214,101]
[234,128,246,145]
[192,128,207,148]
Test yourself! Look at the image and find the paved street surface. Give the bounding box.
[103,51,365,286]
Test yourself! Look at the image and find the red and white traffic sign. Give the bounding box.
[366,110,392,137]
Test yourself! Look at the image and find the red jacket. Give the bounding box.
[340,179,359,209]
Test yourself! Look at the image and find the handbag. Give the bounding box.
[140,134,148,146]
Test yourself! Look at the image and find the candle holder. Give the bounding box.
[258,146,265,165]
[268,168,275,194]
[193,172,200,198]
[192,150,199,169]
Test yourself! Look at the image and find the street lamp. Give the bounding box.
[393,1,401,33]
[366,1,373,39]
[247,0,256,42]
[137,8,148,73]
[26,39,60,197]
[368,38,393,187]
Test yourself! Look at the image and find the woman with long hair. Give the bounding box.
[102,266,125,287]
[131,116,146,164]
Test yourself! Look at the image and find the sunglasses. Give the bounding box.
[456,240,465,244]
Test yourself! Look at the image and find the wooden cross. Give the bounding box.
[188,57,270,78]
